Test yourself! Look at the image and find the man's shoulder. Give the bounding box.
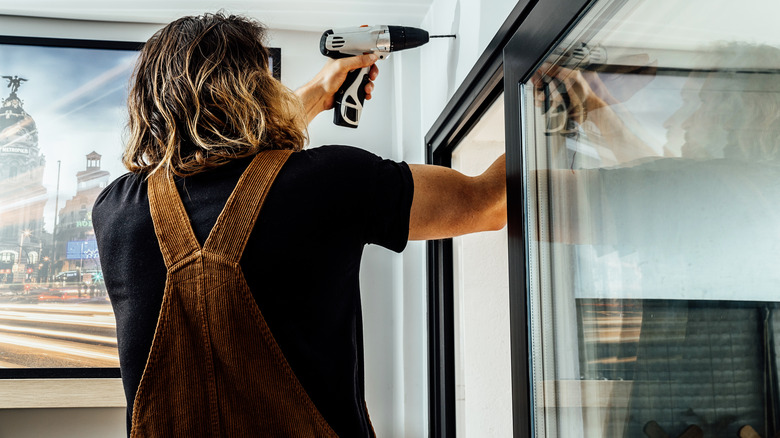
[283,145,394,183]
[92,172,147,229]
[295,145,382,165]
[95,171,144,204]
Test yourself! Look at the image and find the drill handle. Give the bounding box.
[333,66,370,128]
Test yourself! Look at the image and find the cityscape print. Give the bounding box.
[0,40,138,368]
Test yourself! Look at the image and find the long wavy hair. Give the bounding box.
[124,13,307,176]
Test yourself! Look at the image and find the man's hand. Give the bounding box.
[408,155,507,241]
[532,59,660,165]
[295,54,380,124]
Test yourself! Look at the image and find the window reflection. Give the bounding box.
[525,15,780,438]
[534,43,780,299]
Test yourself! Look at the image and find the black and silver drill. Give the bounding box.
[320,25,454,128]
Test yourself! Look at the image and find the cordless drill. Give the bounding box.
[320,25,453,128]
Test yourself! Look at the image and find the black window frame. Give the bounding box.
[424,0,597,436]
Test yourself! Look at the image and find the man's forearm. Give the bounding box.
[474,154,508,232]
[294,83,324,124]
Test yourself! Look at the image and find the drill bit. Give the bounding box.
[430,34,456,38]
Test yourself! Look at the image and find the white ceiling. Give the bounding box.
[0,0,436,32]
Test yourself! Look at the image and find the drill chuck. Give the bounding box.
[387,25,429,52]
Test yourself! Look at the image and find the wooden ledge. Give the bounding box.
[0,378,125,409]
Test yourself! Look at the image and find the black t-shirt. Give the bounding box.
[92,145,414,437]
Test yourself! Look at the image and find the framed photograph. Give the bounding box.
[0,36,142,379]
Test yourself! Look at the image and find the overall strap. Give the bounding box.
[148,169,201,268]
[203,149,292,262]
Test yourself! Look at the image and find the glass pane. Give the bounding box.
[451,95,512,437]
[522,0,780,437]
[0,42,137,368]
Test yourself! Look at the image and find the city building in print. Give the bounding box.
[57,151,110,281]
[0,79,111,285]
[0,78,48,283]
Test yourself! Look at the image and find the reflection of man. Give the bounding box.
[533,56,659,166]
[535,43,780,166]
[538,43,780,297]
[1,75,27,94]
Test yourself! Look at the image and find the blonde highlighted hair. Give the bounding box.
[124,13,307,176]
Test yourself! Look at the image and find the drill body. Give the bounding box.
[320,25,431,128]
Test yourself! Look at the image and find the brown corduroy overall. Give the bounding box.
[131,150,338,437]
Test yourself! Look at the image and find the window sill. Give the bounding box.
[0,378,125,409]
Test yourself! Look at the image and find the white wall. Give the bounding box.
[390,1,518,435]
[451,96,512,438]
[416,0,518,134]
[390,43,429,438]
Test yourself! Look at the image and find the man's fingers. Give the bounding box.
[365,64,378,100]
[338,53,379,72]
[369,64,379,81]
[325,54,379,102]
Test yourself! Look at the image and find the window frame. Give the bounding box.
[424,0,597,436]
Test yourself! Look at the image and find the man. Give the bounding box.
[93,13,505,437]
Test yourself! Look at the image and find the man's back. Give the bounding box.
[93,145,413,437]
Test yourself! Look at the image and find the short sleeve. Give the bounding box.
[360,156,414,252]
[262,145,414,253]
